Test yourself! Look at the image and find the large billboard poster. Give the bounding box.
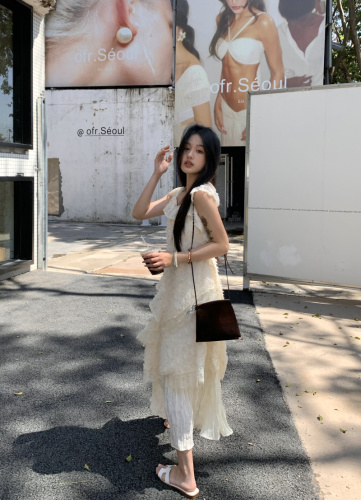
[174,0,326,146]
[45,0,174,88]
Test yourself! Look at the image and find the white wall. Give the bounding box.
[245,84,361,288]
[46,88,174,223]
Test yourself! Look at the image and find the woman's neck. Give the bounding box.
[176,42,188,62]
[186,174,198,191]
[288,13,323,52]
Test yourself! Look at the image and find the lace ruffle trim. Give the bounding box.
[191,184,220,207]
[163,185,219,232]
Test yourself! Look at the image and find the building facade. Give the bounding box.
[0,0,55,279]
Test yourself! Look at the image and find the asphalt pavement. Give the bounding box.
[0,266,321,499]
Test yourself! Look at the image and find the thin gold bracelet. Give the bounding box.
[187,249,192,264]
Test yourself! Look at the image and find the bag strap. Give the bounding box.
[190,202,198,307]
[190,202,232,306]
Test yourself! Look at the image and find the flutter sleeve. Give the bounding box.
[163,187,184,219]
[191,184,220,206]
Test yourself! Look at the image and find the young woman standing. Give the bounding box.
[133,125,233,498]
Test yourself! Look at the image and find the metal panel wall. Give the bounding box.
[244,84,361,288]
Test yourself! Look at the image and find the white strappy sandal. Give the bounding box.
[157,465,200,499]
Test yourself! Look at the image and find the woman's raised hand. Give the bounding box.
[154,146,173,176]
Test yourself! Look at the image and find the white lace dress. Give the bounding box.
[137,184,233,441]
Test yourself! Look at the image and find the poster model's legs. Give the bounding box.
[220,98,247,147]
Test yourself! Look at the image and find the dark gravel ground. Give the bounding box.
[0,270,321,500]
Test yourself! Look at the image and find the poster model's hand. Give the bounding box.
[286,75,312,88]
[241,127,246,142]
[214,93,227,135]
[154,146,173,176]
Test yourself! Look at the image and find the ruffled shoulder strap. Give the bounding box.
[190,184,220,207]
[163,187,184,219]
[167,187,184,199]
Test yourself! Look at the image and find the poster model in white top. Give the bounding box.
[277,18,325,86]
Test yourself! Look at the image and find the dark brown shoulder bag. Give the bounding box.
[190,203,242,342]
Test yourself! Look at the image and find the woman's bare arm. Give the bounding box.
[261,15,284,88]
[143,190,229,272]
[132,146,173,220]
[189,189,229,259]
[214,82,227,135]
[193,102,212,128]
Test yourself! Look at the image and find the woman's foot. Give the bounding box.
[156,464,199,498]
[164,419,170,429]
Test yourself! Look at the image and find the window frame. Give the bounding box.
[0,0,33,150]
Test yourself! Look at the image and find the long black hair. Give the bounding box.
[173,125,221,252]
[279,0,315,20]
[210,0,266,58]
[176,0,200,60]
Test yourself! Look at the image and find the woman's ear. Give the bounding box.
[115,0,138,37]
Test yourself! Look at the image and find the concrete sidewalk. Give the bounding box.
[47,221,244,284]
[46,221,361,499]
[1,255,318,499]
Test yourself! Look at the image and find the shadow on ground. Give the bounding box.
[14,417,171,495]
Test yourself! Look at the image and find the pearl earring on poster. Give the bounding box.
[116,27,133,44]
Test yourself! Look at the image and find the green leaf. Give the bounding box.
[340,428,347,433]
[256,379,261,383]
[84,464,91,471]
[283,313,289,316]
[355,318,359,321]
[355,337,360,340]
[125,454,132,462]
[296,393,302,396]
[317,415,323,421]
